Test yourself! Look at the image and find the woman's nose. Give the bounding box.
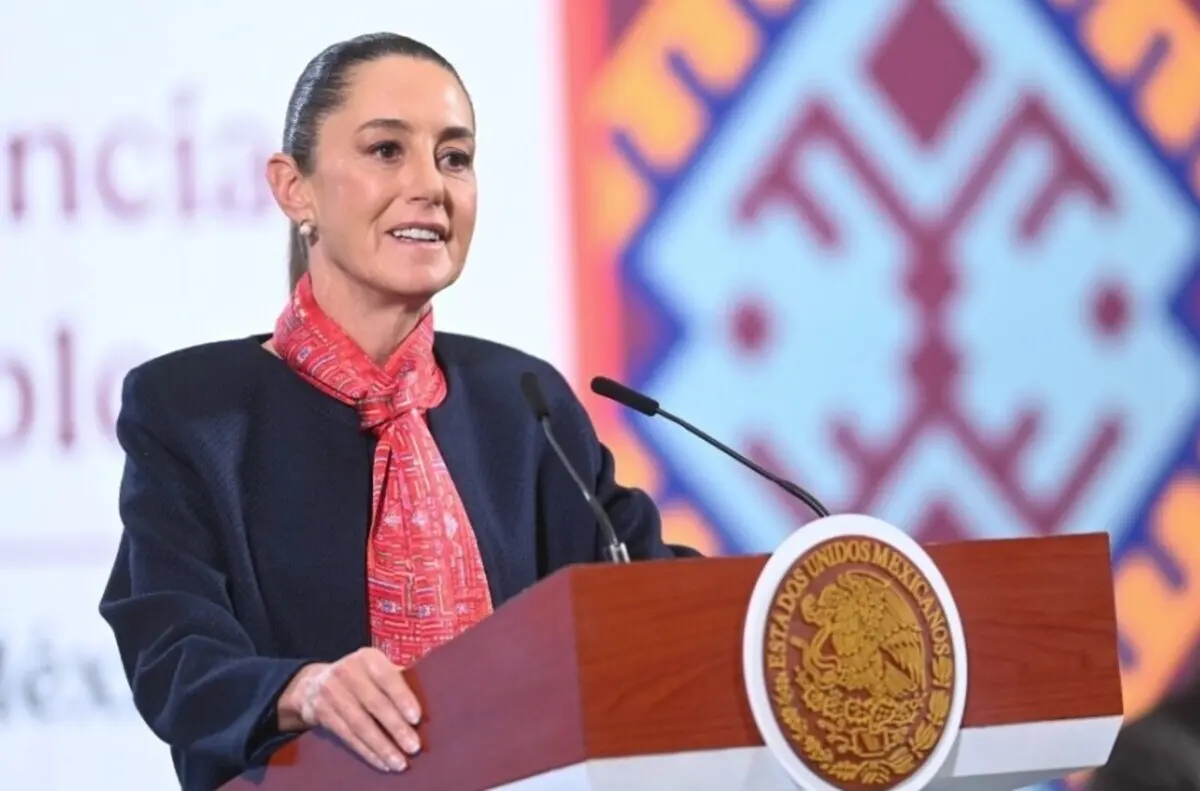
[402,152,443,204]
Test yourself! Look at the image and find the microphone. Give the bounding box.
[590,376,830,520]
[520,372,631,564]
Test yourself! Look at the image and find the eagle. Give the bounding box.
[792,570,927,700]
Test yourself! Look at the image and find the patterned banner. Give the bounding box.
[565,0,1200,773]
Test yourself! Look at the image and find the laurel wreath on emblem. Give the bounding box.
[774,570,955,785]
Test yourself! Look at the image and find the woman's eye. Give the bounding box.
[371,142,401,160]
[441,151,473,170]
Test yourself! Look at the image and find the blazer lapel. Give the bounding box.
[427,354,516,606]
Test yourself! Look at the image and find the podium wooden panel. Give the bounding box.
[222,533,1121,791]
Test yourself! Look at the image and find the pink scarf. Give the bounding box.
[273,273,493,668]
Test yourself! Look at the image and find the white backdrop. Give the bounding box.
[0,2,569,787]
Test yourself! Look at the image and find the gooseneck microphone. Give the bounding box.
[590,376,831,520]
[520,373,631,564]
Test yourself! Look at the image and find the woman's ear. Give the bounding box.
[265,153,312,224]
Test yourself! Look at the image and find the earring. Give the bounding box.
[298,219,316,242]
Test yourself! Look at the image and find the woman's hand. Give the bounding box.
[278,647,422,773]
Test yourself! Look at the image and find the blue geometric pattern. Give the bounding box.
[617,0,1199,564]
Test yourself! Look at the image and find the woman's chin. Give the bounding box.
[373,250,460,299]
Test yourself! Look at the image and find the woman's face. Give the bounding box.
[298,56,477,304]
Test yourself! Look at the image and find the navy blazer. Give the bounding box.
[98,331,695,791]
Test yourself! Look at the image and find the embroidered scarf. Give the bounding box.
[273,273,493,668]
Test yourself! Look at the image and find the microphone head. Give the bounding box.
[520,372,552,420]
[590,376,659,416]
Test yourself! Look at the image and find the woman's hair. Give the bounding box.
[282,33,467,288]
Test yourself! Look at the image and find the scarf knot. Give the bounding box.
[353,357,444,433]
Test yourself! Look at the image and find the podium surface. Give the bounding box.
[223,531,1121,791]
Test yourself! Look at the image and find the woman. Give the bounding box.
[99,32,694,791]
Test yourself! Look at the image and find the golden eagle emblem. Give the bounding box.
[794,570,926,701]
[763,538,956,788]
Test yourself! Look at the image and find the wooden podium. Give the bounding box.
[222,532,1122,790]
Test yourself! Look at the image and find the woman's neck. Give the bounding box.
[308,266,429,366]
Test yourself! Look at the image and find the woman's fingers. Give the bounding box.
[324,678,410,772]
[300,647,423,773]
[320,703,403,773]
[350,658,422,755]
[365,651,422,723]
